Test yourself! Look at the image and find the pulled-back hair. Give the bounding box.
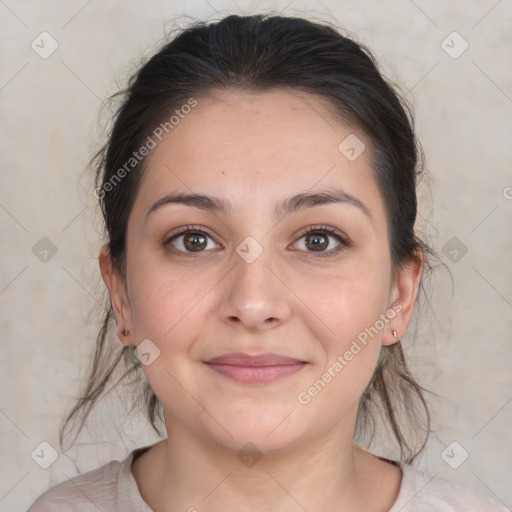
[61,13,436,464]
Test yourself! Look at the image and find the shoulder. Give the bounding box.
[26,458,122,511]
[390,463,510,512]
[26,448,152,511]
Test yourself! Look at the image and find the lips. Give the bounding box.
[204,352,307,384]
[205,352,305,366]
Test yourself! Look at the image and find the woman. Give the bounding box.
[27,13,508,511]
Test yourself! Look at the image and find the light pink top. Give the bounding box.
[27,446,509,511]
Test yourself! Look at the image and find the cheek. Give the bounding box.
[127,258,204,345]
[293,261,391,347]
[292,260,391,398]
[126,263,211,410]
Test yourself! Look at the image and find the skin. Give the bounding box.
[99,88,422,512]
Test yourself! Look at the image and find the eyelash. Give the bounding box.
[297,225,350,257]
[164,224,350,258]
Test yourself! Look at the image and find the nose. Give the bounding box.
[217,244,293,332]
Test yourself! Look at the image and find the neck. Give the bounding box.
[133,418,401,512]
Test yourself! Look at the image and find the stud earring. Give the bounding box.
[122,328,129,336]
[392,330,398,339]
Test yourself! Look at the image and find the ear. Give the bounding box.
[98,244,135,346]
[382,250,423,347]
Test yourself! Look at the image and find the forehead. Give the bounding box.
[133,88,387,225]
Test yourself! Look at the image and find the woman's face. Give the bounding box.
[103,88,419,454]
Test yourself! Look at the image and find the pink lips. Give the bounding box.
[204,353,307,384]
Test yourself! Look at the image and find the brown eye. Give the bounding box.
[182,232,208,251]
[304,232,330,251]
[293,225,349,257]
[165,227,219,255]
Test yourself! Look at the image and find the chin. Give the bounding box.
[199,404,309,456]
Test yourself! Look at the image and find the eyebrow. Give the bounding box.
[145,188,371,222]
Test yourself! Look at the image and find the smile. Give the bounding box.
[204,361,307,384]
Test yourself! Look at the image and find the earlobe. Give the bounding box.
[383,252,423,347]
[382,301,404,347]
[98,244,134,345]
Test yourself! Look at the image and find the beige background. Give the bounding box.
[1,1,511,510]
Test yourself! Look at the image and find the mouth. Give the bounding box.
[203,352,308,384]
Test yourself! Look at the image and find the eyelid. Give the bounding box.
[299,224,348,241]
[162,225,218,257]
[290,224,351,257]
[164,224,216,241]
